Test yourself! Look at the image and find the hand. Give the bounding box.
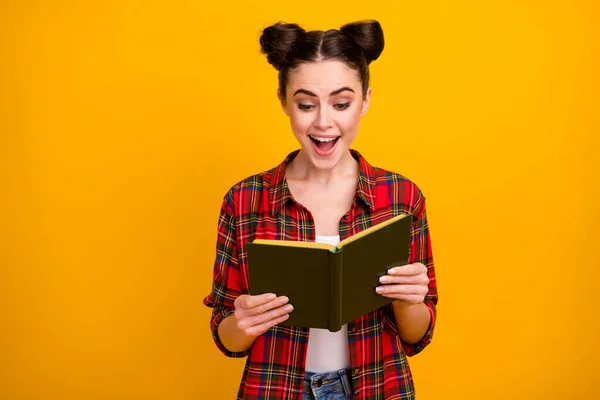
[233,293,293,337]
[376,262,429,305]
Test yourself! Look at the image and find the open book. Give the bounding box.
[246,213,413,332]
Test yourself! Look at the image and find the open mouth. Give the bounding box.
[309,135,341,154]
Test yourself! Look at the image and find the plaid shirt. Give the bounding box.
[203,149,438,399]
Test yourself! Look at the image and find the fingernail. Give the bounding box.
[379,276,390,283]
[267,293,276,300]
[285,305,293,312]
[375,287,383,293]
[280,296,289,303]
[387,268,395,274]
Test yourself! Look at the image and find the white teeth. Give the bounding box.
[309,135,338,142]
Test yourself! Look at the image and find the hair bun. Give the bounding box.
[259,22,306,70]
[340,20,384,64]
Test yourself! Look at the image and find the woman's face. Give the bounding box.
[279,60,371,170]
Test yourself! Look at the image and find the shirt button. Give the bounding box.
[351,327,357,333]
[353,368,360,376]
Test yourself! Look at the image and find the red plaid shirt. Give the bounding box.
[203,149,438,399]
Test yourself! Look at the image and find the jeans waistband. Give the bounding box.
[303,368,353,398]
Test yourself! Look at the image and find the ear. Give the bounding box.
[278,88,290,116]
[360,87,372,117]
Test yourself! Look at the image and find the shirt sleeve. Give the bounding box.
[382,190,438,357]
[202,191,250,358]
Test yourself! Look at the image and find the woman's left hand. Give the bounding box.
[375,262,430,304]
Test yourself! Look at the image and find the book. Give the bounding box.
[246,213,413,332]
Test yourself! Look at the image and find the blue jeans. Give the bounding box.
[302,368,353,400]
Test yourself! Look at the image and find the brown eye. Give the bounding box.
[298,104,314,111]
[334,102,350,111]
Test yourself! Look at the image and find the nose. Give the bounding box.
[313,106,334,130]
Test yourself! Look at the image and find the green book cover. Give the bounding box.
[246,213,413,332]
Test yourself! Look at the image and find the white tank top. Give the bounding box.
[304,234,351,373]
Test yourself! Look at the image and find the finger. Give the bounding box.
[380,274,429,286]
[246,313,290,337]
[239,293,277,309]
[245,296,290,317]
[387,263,426,276]
[376,284,428,296]
[379,274,421,285]
[242,303,294,330]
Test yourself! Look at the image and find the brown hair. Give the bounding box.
[259,20,385,100]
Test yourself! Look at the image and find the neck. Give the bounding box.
[287,149,358,184]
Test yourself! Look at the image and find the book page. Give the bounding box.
[337,213,409,248]
[251,239,335,251]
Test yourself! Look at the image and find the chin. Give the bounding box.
[308,155,343,170]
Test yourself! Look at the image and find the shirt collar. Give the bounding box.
[269,149,377,215]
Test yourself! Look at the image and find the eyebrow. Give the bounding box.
[293,87,355,97]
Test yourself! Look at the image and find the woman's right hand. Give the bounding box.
[233,293,294,337]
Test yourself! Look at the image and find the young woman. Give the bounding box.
[203,20,438,400]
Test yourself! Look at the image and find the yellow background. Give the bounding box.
[1,1,598,399]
